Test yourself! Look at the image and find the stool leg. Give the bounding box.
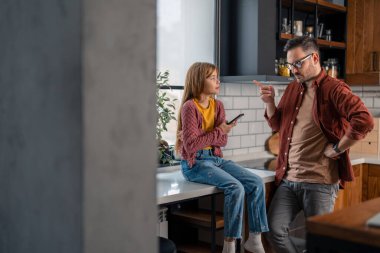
[211,195,216,253]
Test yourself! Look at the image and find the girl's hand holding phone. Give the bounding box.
[219,121,236,134]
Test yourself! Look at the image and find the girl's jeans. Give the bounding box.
[181,150,269,238]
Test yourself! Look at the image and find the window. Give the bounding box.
[157,0,217,145]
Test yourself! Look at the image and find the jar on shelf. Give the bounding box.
[329,58,339,78]
[278,58,290,77]
[305,26,314,38]
[326,58,339,78]
[281,18,290,34]
[322,60,330,73]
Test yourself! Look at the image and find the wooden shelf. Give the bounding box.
[280,33,295,40]
[280,34,346,49]
[171,209,224,229]
[317,39,346,49]
[282,0,317,13]
[282,0,346,14]
[177,242,223,253]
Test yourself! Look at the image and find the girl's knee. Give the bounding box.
[225,181,245,197]
[250,173,264,186]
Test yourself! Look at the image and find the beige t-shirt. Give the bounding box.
[286,83,339,184]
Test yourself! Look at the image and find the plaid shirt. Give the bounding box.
[265,70,374,186]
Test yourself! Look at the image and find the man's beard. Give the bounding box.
[294,73,314,83]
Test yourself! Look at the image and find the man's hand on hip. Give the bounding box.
[324,143,341,160]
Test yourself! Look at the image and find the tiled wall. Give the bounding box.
[218,83,380,156]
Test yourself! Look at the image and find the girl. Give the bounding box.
[175,62,268,253]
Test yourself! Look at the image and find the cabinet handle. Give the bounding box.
[370,51,379,72]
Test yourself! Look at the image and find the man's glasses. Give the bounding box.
[285,54,313,70]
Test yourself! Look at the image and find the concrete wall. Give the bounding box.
[0,0,157,253]
[0,1,83,252]
[83,0,157,253]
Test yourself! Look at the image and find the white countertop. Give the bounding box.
[157,152,380,205]
[350,154,380,166]
[157,168,275,205]
[157,151,275,205]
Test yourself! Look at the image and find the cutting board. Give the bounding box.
[266,132,279,156]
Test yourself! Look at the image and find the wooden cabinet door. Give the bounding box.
[346,0,380,85]
[334,164,363,211]
[367,164,380,200]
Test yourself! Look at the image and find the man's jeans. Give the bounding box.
[266,179,339,253]
[181,150,269,238]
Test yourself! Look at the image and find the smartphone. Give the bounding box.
[227,113,244,125]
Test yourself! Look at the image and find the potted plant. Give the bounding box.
[156,70,177,165]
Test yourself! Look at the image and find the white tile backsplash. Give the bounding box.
[256,109,266,121]
[363,91,379,97]
[256,133,272,146]
[218,82,380,154]
[233,97,249,109]
[241,135,256,148]
[218,83,226,96]
[249,122,264,134]
[374,98,380,108]
[224,83,242,96]
[219,97,233,109]
[225,110,241,122]
[242,84,257,96]
[363,97,374,107]
[241,109,256,122]
[232,122,249,135]
[249,97,265,109]
[363,86,380,92]
[225,136,241,149]
[222,149,233,157]
[233,148,249,156]
[350,86,363,92]
[249,146,265,153]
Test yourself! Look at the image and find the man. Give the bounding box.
[256,36,373,253]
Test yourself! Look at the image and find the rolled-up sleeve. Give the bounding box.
[332,83,374,140]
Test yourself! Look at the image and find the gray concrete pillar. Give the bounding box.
[83,0,157,253]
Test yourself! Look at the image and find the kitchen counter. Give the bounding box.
[157,168,275,205]
[157,152,380,205]
[349,153,380,166]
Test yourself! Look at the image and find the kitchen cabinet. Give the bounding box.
[334,163,380,211]
[366,164,380,200]
[346,0,380,85]
[334,164,364,211]
[277,0,347,79]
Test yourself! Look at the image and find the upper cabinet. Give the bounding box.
[220,0,277,77]
[346,0,380,85]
